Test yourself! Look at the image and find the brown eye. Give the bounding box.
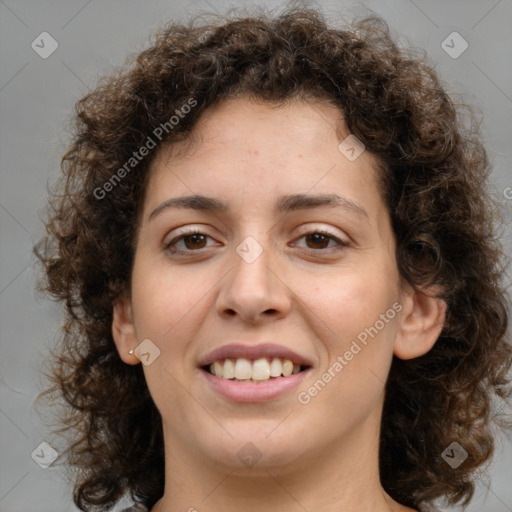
[164,231,215,254]
[182,233,207,250]
[304,233,331,249]
[292,230,349,253]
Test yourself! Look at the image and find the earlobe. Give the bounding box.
[393,288,447,360]
[112,295,140,365]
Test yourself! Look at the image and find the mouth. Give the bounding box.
[197,343,313,402]
[201,357,310,383]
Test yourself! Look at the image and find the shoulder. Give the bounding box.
[119,504,149,512]
[418,502,444,512]
[120,501,444,512]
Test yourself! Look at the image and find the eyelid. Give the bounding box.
[290,228,349,252]
[163,226,217,247]
[163,224,350,256]
[293,223,350,243]
[294,223,346,238]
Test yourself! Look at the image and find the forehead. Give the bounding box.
[169,96,349,155]
[143,96,385,219]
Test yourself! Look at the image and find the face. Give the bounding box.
[114,97,426,474]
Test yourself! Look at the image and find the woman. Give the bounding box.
[35,5,512,512]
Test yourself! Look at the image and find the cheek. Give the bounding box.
[295,268,399,427]
[130,259,208,343]
[296,263,399,344]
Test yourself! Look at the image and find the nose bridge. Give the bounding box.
[216,231,290,321]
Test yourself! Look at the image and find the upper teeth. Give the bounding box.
[209,357,301,381]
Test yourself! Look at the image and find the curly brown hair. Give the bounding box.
[35,4,512,512]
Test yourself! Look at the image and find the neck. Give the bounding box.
[152,409,414,512]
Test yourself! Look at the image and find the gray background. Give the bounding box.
[1,0,511,511]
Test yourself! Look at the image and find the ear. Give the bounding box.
[112,294,140,365]
[394,286,447,360]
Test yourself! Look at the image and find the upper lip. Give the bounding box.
[198,343,313,368]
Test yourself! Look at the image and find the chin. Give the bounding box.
[197,426,309,471]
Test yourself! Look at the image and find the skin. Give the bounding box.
[112,96,446,512]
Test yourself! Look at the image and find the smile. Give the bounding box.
[198,342,313,402]
[205,357,306,382]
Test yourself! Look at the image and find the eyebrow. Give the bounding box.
[148,193,369,222]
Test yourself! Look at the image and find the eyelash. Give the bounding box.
[163,228,350,255]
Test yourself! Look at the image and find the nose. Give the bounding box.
[215,236,292,324]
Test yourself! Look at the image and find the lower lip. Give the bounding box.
[201,368,311,403]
